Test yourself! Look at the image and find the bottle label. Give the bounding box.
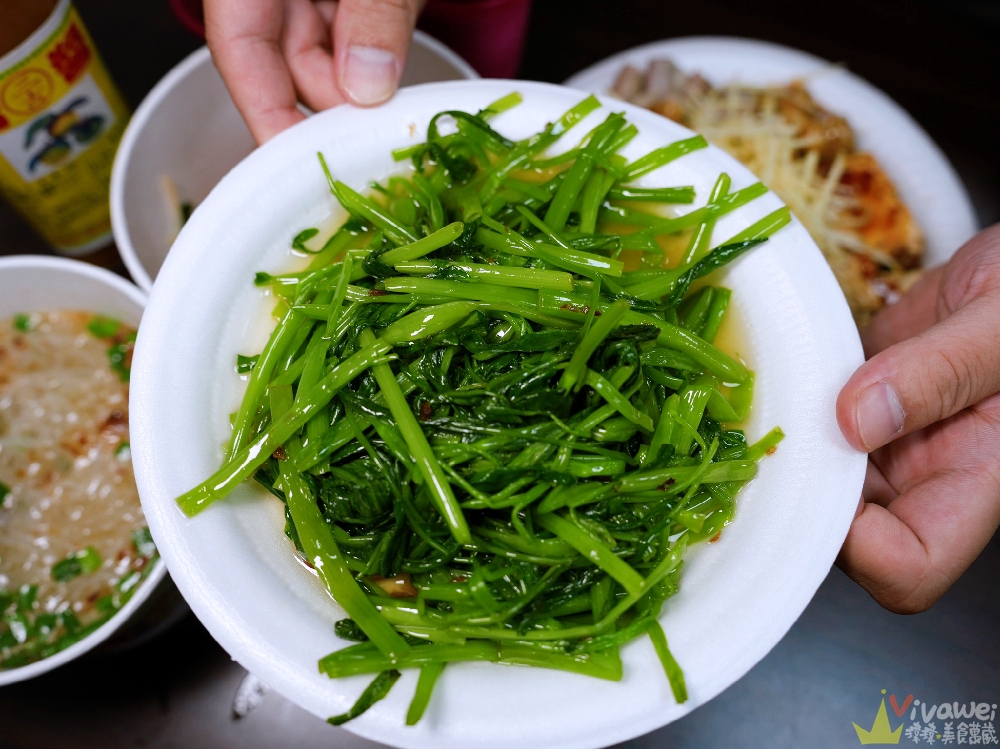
[0,0,129,254]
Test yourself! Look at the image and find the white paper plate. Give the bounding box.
[130,79,866,749]
[565,36,979,266]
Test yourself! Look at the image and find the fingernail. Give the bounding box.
[856,381,904,451]
[342,46,398,106]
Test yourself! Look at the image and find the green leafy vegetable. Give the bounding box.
[236,354,259,373]
[292,228,321,253]
[647,621,687,703]
[328,669,401,725]
[406,662,445,725]
[174,93,786,726]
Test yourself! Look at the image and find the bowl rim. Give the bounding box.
[110,32,479,293]
[0,254,167,687]
[129,78,866,748]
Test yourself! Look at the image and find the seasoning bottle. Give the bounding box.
[0,0,129,255]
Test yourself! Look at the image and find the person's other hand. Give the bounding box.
[205,0,424,144]
[836,223,1000,613]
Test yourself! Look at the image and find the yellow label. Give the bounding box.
[0,0,129,254]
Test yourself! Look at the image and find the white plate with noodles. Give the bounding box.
[130,79,865,749]
[565,36,978,289]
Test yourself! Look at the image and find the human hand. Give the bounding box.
[836,223,1000,613]
[205,0,424,144]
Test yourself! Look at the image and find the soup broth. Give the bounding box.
[0,311,156,668]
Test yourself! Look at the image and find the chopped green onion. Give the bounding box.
[51,547,102,583]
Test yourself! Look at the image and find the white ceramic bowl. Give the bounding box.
[130,79,866,749]
[0,255,172,686]
[565,36,979,266]
[111,34,478,292]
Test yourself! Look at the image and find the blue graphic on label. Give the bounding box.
[0,73,114,182]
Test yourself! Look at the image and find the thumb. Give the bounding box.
[837,293,1000,452]
[334,0,423,106]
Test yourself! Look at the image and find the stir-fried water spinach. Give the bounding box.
[176,92,786,725]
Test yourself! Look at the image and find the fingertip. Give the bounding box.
[333,0,417,106]
[836,375,866,453]
[252,107,308,145]
[838,345,909,452]
[339,46,400,106]
[857,380,905,451]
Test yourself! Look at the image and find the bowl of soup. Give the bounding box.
[0,255,177,685]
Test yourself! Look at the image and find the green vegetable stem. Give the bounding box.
[174,92,786,726]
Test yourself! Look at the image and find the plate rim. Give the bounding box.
[130,78,866,749]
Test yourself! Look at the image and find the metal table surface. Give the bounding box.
[1,2,997,747]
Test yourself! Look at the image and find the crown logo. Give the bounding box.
[853,698,903,745]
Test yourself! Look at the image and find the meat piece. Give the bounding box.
[839,152,924,269]
[645,59,680,101]
[611,65,644,101]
